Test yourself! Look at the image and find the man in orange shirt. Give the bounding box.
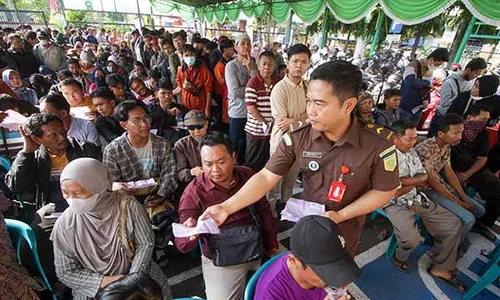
[213,39,235,130]
[176,44,213,117]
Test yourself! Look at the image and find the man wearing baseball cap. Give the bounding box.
[33,30,67,72]
[254,215,361,300]
[173,110,209,184]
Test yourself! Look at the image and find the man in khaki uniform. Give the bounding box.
[269,44,311,209]
[200,61,399,256]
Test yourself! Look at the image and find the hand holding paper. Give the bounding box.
[172,216,221,238]
[0,109,27,131]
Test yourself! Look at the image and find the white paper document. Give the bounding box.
[172,217,221,238]
[125,179,157,189]
[0,109,27,131]
[70,107,92,120]
[281,198,325,223]
[142,95,154,105]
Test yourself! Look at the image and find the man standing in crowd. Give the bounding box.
[255,216,361,300]
[201,61,400,256]
[103,100,177,206]
[428,57,487,136]
[91,87,125,143]
[39,94,101,146]
[268,44,311,209]
[213,39,235,131]
[416,114,486,244]
[386,120,464,292]
[173,110,208,185]
[170,31,186,90]
[7,34,39,79]
[400,48,449,123]
[176,132,278,300]
[245,51,277,172]
[451,104,500,241]
[226,33,257,164]
[32,31,66,73]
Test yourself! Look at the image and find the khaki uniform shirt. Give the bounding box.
[265,118,399,255]
[269,75,309,154]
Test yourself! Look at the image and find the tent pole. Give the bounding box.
[136,0,143,29]
[454,16,476,63]
[320,10,328,48]
[286,10,293,45]
[369,9,384,56]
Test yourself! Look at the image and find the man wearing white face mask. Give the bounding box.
[174,44,213,115]
[32,31,67,73]
[400,48,449,124]
[427,58,487,137]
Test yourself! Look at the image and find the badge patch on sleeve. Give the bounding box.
[383,152,397,171]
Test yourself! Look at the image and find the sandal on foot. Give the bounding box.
[393,258,408,272]
[428,269,466,292]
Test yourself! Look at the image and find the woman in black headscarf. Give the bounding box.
[448,75,500,124]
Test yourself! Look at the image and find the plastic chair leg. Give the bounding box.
[463,263,500,300]
[385,233,398,259]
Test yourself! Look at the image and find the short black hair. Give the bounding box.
[310,60,363,103]
[427,48,449,62]
[158,78,173,91]
[114,100,149,122]
[219,39,234,52]
[91,87,116,101]
[149,68,161,80]
[24,30,37,40]
[258,51,275,62]
[94,273,162,300]
[467,103,492,117]
[57,69,74,81]
[161,39,174,48]
[59,78,83,91]
[106,74,125,87]
[183,44,196,54]
[206,41,217,51]
[287,43,311,60]
[465,58,487,72]
[191,36,203,44]
[278,64,287,71]
[391,119,417,137]
[384,88,401,100]
[133,61,145,68]
[129,76,145,88]
[437,113,464,134]
[25,113,63,137]
[0,94,18,111]
[66,58,79,65]
[199,132,234,154]
[40,93,70,112]
[172,31,185,40]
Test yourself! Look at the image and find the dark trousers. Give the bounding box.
[229,118,247,164]
[468,168,500,227]
[427,112,443,138]
[245,133,270,172]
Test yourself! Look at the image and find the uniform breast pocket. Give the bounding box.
[341,167,371,199]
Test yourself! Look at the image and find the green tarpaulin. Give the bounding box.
[150,0,500,26]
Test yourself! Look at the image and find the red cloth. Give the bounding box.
[175,166,278,258]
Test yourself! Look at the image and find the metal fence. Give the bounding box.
[0,9,53,30]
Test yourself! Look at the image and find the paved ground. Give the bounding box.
[164,211,394,299]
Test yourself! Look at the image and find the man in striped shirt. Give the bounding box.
[245,51,277,172]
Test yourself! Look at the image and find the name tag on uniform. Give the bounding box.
[302,151,323,159]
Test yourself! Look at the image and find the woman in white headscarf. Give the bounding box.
[51,158,171,300]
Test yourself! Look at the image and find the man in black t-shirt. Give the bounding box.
[451,103,500,240]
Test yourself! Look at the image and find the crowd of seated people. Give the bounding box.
[0,24,499,300]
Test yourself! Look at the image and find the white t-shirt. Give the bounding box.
[133,138,153,177]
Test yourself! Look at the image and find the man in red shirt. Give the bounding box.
[175,132,278,300]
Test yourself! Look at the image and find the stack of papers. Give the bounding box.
[125,179,157,189]
[70,107,92,120]
[0,109,27,131]
[281,198,325,223]
[172,217,221,238]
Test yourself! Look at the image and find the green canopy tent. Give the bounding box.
[150,0,500,58]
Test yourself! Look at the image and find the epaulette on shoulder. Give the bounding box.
[364,123,395,141]
[290,119,312,133]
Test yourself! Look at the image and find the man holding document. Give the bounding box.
[175,132,278,300]
[201,61,400,256]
